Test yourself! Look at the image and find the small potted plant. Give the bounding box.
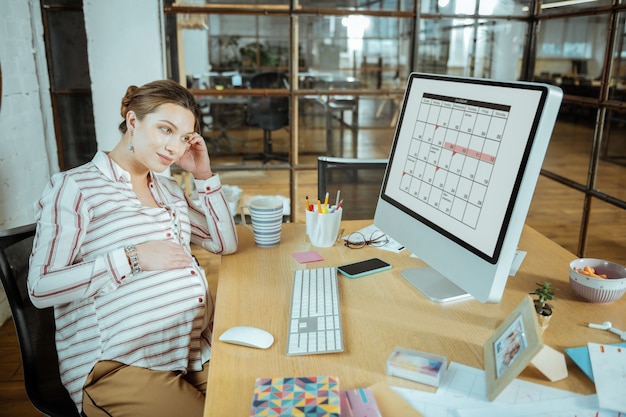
[530,281,557,332]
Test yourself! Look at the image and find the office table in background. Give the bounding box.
[196,220,626,416]
[299,73,361,158]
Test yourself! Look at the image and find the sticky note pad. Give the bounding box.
[292,251,324,264]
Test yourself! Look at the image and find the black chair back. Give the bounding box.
[247,72,289,131]
[317,156,388,220]
[0,224,80,417]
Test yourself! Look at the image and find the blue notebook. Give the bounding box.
[564,342,626,381]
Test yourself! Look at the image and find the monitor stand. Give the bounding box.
[402,267,473,303]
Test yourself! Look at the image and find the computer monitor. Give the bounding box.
[374,73,563,303]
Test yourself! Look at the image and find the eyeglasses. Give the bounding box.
[344,230,389,249]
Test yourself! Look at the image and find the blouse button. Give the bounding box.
[190,270,197,275]
[205,186,211,191]
[198,297,203,303]
[166,232,172,238]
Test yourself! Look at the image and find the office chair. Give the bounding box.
[317,156,388,220]
[244,72,290,164]
[0,224,81,417]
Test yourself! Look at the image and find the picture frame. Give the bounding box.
[484,296,543,401]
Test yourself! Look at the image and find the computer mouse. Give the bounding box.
[218,326,274,349]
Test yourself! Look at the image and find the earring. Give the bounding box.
[128,130,134,152]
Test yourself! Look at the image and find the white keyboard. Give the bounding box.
[287,267,344,356]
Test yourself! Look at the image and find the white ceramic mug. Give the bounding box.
[306,208,342,247]
[241,197,284,247]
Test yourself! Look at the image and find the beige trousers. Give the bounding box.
[82,360,208,417]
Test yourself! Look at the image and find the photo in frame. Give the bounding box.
[484,296,543,401]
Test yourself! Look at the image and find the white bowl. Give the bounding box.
[569,258,626,303]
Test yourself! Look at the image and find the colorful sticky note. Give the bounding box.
[292,251,324,264]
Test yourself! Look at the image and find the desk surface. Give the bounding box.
[199,220,626,416]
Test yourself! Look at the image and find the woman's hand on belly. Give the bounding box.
[135,241,193,271]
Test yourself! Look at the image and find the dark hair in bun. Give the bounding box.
[118,79,201,133]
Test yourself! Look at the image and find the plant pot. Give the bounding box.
[536,313,552,333]
[534,301,553,333]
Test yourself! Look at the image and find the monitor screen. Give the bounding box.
[374,73,562,303]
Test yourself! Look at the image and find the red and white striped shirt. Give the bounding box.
[28,151,238,412]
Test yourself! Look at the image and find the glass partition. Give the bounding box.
[203,0,288,4]
[526,175,586,255]
[544,113,596,185]
[298,15,412,89]
[586,199,626,259]
[168,10,408,171]
[609,12,626,102]
[539,0,613,17]
[297,95,397,163]
[178,14,290,86]
[417,18,526,79]
[534,14,609,92]
[299,0,413,12]
[598,108,626,199]
[421,0,532,17]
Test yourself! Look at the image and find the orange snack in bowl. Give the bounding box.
[575,266,607,279]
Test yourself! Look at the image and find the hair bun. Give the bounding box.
[120,85,139,118]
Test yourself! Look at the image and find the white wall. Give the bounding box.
[0,0,56,230]
[84,0,166,151]
[183,29,210,79]
[0,0,166,325]
[0,0,56,324]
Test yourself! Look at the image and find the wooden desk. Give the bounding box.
[200,220,626,416]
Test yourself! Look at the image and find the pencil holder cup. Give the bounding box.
[241,197,283,247]
[306,208,342,248]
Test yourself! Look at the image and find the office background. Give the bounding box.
[0,2,625,415]
[0,0,625,322]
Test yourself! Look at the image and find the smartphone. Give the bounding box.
[337,258,392,279]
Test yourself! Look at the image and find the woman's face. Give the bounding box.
[128,102,196,172]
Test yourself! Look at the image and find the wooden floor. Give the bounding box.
[1,118,624,416]
[0,318,38,416]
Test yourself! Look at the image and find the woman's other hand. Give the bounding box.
[177,133,213,180]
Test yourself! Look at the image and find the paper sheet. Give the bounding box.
[588,342,626,413]
[368,382,424,417]
[456,395,618,417]
[391,362,618,417]
[564,342,626,382]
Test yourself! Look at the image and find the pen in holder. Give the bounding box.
[306,207,343,248]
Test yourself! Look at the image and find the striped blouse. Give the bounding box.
[27,151,238,412]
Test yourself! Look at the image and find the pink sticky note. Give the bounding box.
[292,251,324,264]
